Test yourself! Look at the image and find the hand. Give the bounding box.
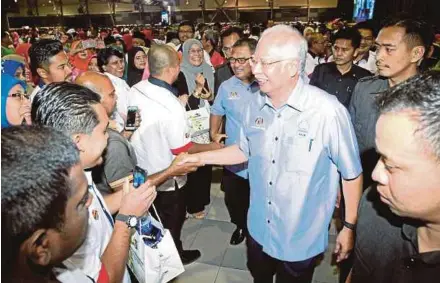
[119,180,157,217]
[19,100,32,125]
[178,94,189,106]
[169,153,203,176]
[334,227,354,262]
[211,133,227,144]
[176,153,203,166]
[210,142,225,151]
[195,73,205,88]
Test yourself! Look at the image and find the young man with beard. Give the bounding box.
[28,39,73,101]
[310,28,371,108]
[349,18,433,189]
[210,38,259,245]
[32,83,157,283]
[2,126,93,282]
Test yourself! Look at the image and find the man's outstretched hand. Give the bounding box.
[169,153,204,176]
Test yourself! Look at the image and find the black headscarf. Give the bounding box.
[127,47,146,87]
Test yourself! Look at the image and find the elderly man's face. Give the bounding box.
[251,37,298,96]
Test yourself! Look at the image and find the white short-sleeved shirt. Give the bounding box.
[63,171,131,283]
[129,79,192,192]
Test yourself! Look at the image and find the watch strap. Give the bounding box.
[115,214,129,223]
[342,220,356,231]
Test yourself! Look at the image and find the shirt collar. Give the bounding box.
[232,76,258,89]
[261,78,306,112]
[148,77,178,97]
[308,50,318,59]
[355,50,370,64]
[401,221,440,265]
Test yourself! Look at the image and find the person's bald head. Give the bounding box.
[75,71,117,116]
[148,44,180,83]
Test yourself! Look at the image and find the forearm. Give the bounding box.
[147,169,174,188]
[209,115,223,138]
[341,174,363,224]
[103,190,124,215]
[100,222,131,283]
[196,144,247,166]
[188,142,219,154]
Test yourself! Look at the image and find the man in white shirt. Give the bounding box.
[28,39,73,101]
[353,21,378,74]
[130,44,221,265]
[32,82,157,283]
[305,32,327,77]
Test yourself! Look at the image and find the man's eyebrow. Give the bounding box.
[375,41,397,47]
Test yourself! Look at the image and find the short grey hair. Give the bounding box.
[259,24,308,76]
[148,44,179,76]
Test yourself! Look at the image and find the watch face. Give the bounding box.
[129,217,138,227]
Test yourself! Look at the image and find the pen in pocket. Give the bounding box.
[308,139,314,152]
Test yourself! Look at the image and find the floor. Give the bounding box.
[172,167,341,283]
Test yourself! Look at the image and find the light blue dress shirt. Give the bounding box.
[211,76,259,179]
[238,78,362,261]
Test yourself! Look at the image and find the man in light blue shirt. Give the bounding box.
[186,25,363,283]
[210,38,259,245]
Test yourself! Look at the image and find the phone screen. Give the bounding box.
[133,166,147,188]
[126,107,137,128]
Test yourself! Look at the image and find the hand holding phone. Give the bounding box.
[125,106,138,131]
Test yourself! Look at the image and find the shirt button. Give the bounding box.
[269,181,273,185]
[268,201,272,205]
[272,160,275,164]
[335,91,339,94]
[338,78,342,82]
[277,114,281,118]
[275,137,279,141]
[267,220,270,224]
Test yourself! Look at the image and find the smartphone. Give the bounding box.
[125,106,138,131]
[133,166,147,189]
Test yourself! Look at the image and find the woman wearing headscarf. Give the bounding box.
[174,38,215,219]
[1,74,31,128]
[2,55,26,81]
[126,47,147,87]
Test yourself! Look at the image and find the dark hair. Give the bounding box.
[332,28,362,49]
[376,70,440,159]
[221,27,244,40]
[382,18,434,56]
[166,31,179,43]
[251,26,261,36]
[203,29,220,47]
[32,82,101,136]
[97,47,124,73]
[1,125,80,275]
[354,20,377,37]
[28,39,64,77]
[232,38,257,53]
[178,21,194,33]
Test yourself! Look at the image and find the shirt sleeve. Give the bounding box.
[326,105,363,180]
[348,82,361,122]
[210,82,227,116]
[163,108,193,155]
[103,136,136,184]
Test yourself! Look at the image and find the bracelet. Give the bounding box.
[342,220,356,231]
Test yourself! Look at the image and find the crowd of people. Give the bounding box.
[2,14,440,283]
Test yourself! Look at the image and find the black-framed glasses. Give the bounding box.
[9,92,30,100]
[228,57,251,64]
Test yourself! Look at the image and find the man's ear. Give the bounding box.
[72,134,85,152]
[36,67,49,81]
[287,60,300,78]
[410,46,425,64]
[26,229,52,266]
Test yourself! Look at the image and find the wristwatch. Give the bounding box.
[115,214,138,229]
[342,220,356,231]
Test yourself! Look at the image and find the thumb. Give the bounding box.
[334,241,341,254]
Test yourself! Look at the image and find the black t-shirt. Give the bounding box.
[309,62,371,108]
[352,186,440,283]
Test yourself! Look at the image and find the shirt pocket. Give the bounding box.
[283,134,316,173]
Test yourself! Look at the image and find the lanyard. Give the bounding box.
[89,184,114,227]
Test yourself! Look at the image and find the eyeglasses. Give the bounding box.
[228,57,251,64]
[179,29,194,34]
[189,49,203,55]
[9,92,30,100]
[249,56,297,69]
